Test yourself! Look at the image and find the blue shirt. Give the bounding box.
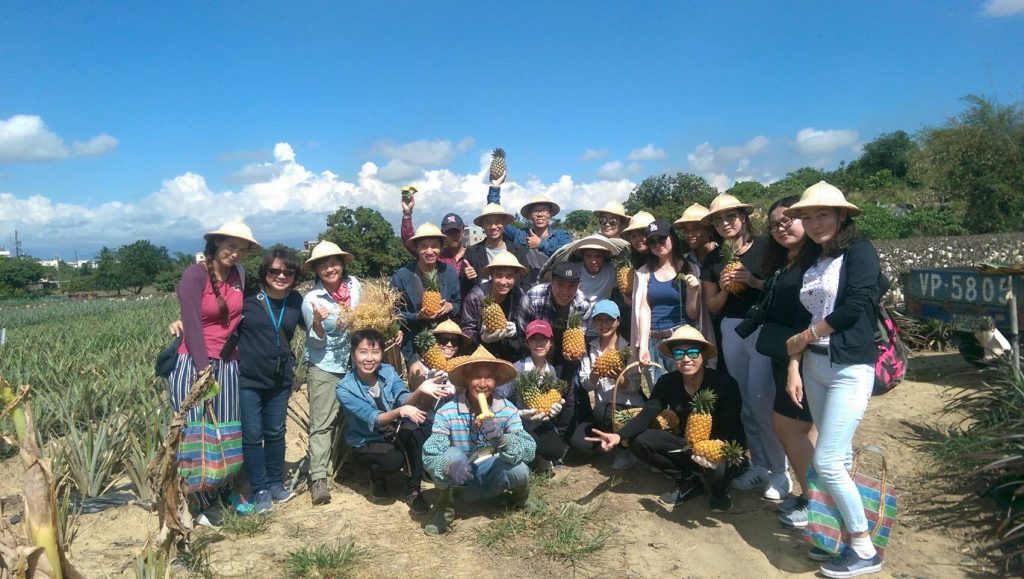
[302,277,362,375]
[336,364,411,447]
[647,275,687,330]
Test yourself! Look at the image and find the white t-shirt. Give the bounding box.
[800,255,845,346]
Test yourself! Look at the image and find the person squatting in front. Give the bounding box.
[421,346,538,535]
[586,325,745,512]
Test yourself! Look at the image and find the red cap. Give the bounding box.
[525,319,553,340]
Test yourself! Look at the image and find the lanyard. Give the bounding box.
[261,291,286,350]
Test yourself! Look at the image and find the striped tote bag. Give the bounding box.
[177,402,243,493]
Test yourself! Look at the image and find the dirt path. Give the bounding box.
[5,352,982,577]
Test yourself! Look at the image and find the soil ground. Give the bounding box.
[0,352,996,577]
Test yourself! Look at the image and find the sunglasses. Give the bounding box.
[436,335,460,346]
[648,236,670,246]
[672,347,703,361]
[600,217,620,226]
[769,217,794,232]
[268,268,296,278]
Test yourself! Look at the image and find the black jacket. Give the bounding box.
[464,240,532,291]
[618,368,744,444]
[825,238,881,366]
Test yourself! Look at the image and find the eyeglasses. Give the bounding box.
[672,347,703,361]
[769,217,794,232]
[714,211,741,225]
[600,217,620,226]
[268,268,296,278]
[436,335,460,346]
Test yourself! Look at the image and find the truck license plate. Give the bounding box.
[950,314,994,332]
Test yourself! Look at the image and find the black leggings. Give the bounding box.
[353,425,426,493]
[629,429,739,497]
[526,420,568,462]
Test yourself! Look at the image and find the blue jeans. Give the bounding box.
[802,350,873,534]
[438,447,529,501]
[645,334,677,384]
[239,385,291,494]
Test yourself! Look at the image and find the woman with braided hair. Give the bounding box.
[168,221,260,527]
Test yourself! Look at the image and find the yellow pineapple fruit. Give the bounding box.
[489,148,507,180]
[720,239,747,295]
[562,311,586,361]
[692,439,726,463]
[482,296,507,334]
[415,329,450,372]
[419,269,443,318]
[401,185,417,202]
[513,369,567,414]
[684,389,716,445]
[593,348,631,379]
[614,253,634,296]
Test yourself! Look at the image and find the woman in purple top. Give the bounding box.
[169,220,259,525]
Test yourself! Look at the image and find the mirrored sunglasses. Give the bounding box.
[672,347,702,361]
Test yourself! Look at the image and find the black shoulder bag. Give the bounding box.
[754,270,801,361]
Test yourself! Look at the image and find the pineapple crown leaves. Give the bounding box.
[492,147,505,159]
[614,251,633,268]
[690,388,718,414]
[721,440,746,466]
[566,311,583,330]
[720,238,741,262]
[482,295,497,308]
[413,328,437,353]
[420,268,441,292]
[513,368,567,398]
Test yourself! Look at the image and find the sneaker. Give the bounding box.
[658,476,703,507]
[253,489,273,514]
[730,466,769,491]
[709,494,733,513]
[776,494,803,513]
[407,491,430,515]
[310,478,332,506]
[808,546,836,562]
[195,508,223,529]
[369,474,389,502]
[270,484,296,504]
[777,504,808,528]
[820,548,883,578]
[763,471,793,501]
[611,448,636,471]
[532,458,553,474]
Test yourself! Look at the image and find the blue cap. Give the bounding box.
[591,299,620,320]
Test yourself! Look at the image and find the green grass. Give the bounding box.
[221,508,274,537]
[284,540,366,578]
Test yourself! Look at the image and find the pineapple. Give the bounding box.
[482,296,507,334]
[684,389,717,445]
[562,311,586,361]
[720,239,747,295]
[513,369,568,415]
[401,185,417,202]
[692,439,745,467]
[614,253,634,297]
[419,269,443,318]
[415,329,450,372]
[448,355,471,369]
[593,348,631,379]
[654,409,680,433]
[613,407,644,431]
[489,148,507,180]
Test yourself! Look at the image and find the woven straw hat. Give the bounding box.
[520,196,561,219]
[621,210,656,234]
[432,319,469,340]
[574,234,619,255]
[673,203,711,227]
[784,181,862,218]
[473,203,515,227]
[657,324,717,360]
[448,345,518,389]
[303,240,354,271]
[204,220,261,249]
[703,194,753,222]
[592,200,629,221]
[482,251,528,277]
[405,223,448,250]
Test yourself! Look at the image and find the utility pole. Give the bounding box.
[14,230,22,257]
[55,255,61,289]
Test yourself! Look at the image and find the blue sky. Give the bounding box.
[1,1,1023,258]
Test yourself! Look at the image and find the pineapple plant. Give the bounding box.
[513,369,568,415]
[593,348,631,379]
[401,185,417,201]
[489,147,507,180]
[419,269,443,318]
[562,311,586,361]
[692,439,745,467]
[684,389,717,445]
[415,329,450,372]
[614,252,634,297]
[720,239,747,295]
[482,296,507,334]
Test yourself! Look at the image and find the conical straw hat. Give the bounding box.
[482,251,528,277]
[405,223,448,250]
[784,181,862,217]
[204,220,261,249]
[448,345,518,388]
[673,203,710,227]
[592,200,629,220]
[303,240,354,271]
[621,211,655,234]
[657,324,717,360]
[432,319,469,340]
[473,203,515,227]
[520,195,561,219]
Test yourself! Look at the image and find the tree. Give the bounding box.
[319,206,409,278]
[726,180,767,204]
[562,209,598,233]
[0,257,46,295]
[117,240,172,294]
[93,247,123,294]
[848,130,918,183]
[624,173,719,222]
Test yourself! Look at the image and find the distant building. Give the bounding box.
[0,249,10,258]
[39,259,60,267]
[466,226,484,246]
[70,260,95,269]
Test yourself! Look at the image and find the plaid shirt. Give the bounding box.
[516,283,593,338]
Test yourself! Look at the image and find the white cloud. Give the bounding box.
[596,160,642,180]
[687,136,770,174]
[370,137,474,166]
[579,148,608,161]
[795,128,859,157]
[983,0,1024,16]
[626,143,666,161]
[0,115,118,162]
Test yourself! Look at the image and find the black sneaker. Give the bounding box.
[709,494,733,513]
[369,474,389,502]
[658,476,703,507]
[407,491,430,515]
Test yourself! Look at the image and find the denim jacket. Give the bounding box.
[302,277,362,375]
[336,363,411,447]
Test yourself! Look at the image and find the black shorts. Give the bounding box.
[771,359,813,423]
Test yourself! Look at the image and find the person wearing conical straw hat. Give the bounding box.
[485,171,572,282]
[593,200,630,239]
[700,192,788,501]
[399,189,472,291]
[573,235,620,304]
[673,203,718,365]
[300,240,361,506]
[621,210,656,268]
[464,203,531,288]
[421,345,538,535]
[460,251,528,363]
[585,325,745,514]
[168,220,260,525]
[391,223,463,383]
[781,182,886,578]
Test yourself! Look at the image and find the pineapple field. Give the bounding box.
[0,298,1009,577]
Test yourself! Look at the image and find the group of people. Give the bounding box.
[168,172,887,577]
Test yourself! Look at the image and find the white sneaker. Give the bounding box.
[763,471,793,501]
[611,449,636,470]
[730,466,769,491]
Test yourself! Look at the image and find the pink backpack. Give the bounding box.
[872,303,909,396]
